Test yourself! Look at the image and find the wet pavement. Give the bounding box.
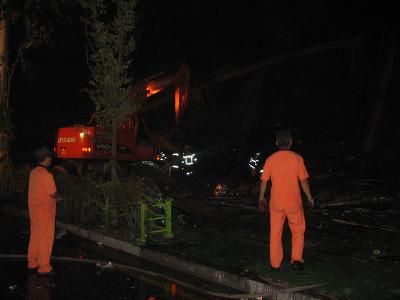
[2,258,180,300]
[0,213,219,300]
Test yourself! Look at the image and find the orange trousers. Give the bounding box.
[269,203,305,268]
[28,207,55,273]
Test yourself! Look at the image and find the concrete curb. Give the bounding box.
[2,204,324,300]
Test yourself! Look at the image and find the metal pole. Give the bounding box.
[139,201,147,244]
[165,198,174,238]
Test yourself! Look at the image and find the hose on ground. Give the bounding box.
[0,254,326,299]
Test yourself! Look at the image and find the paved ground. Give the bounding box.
[3,172,400,299]
[0,213,218,300]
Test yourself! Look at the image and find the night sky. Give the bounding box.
[9,1,400,169]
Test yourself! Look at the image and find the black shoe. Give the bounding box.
[269,265,280,271]
[28,267,38,274]
[292,261,304,272]
[38,271,56,276]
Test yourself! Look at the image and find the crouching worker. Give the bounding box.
[28,147,62,275]
[259,130,314,271]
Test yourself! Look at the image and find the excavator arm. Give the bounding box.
[129,63,190,126]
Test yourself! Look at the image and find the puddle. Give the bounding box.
[1,259,209,300]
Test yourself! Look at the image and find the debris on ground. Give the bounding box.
[213,183,229,197]
[96,261,114,269]
[55,229,67,240]
[161,171,400,299]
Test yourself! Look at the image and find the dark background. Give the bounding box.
[8,1,400,174]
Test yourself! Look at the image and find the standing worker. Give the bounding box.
[27,147,61,275]
[259,130,314,271]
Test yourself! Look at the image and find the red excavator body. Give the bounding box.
[55,123,156,161]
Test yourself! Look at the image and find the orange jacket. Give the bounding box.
[28,166,57,216]
[261,150,308,207]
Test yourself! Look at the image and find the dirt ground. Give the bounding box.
[149,172,400,299]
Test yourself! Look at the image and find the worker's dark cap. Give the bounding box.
[275,129,292,140]
[33,147,52,162]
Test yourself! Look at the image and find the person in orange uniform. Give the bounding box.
[259,130,314,271]
[27,147,61,275]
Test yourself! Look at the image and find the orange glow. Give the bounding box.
[146,82,161,97]
[175,88,180,125]
[170,283,177,296]
[139,64,189,127]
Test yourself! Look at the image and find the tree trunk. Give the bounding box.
[363,35,397,155]
[0,18,9,106]
[111,118,119,182]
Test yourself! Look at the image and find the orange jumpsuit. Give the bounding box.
[27,166,57,273]
[261,150,309,268]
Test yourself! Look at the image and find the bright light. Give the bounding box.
[79,132,85,138]
[156,152,166,161]
[250,158,259,164]
[183,154,196,165]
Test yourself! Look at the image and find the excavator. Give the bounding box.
[54,63,190,175]
[54,36,362,177]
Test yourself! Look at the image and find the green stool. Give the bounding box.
[139,198,174,244]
